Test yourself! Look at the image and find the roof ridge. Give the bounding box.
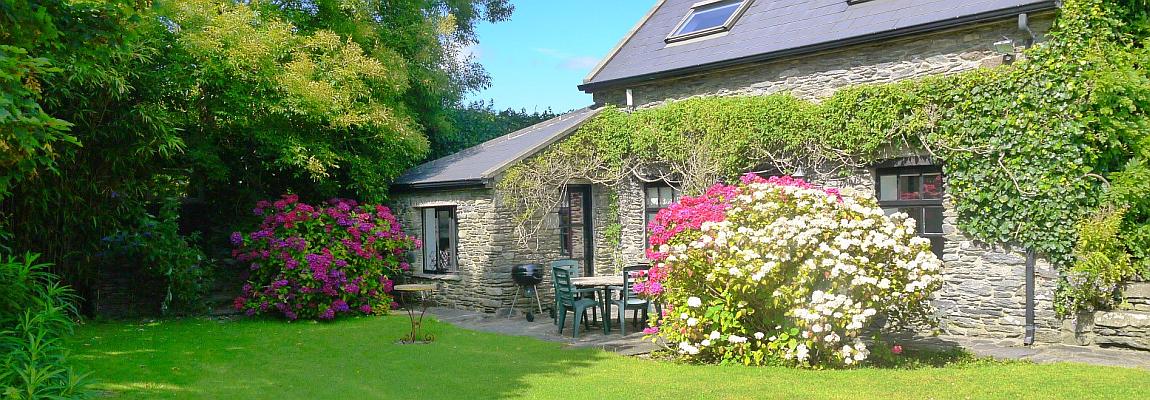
[478,107,590,148]
[394,107,602,188]
[584,0,669,84]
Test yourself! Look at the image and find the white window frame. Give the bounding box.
[421,206,458,274]
[665,0,755,43]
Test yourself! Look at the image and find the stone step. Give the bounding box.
[1123,282,1150,311]
[1092,310,1150,351]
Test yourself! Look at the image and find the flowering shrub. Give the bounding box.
[639,174,942,367]
[231,195,418,320]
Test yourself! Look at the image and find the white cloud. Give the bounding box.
[533,48,600,72]
[561,56,600,71]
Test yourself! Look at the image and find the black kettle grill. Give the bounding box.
[508,264,544,321]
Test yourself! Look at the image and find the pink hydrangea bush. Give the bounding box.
[638,174,941,367]
[231,194,419,321]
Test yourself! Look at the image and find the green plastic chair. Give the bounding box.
[550,259,600,325]
[610,265,655,335]
[552,265,603,338]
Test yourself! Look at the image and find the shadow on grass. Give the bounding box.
[71,315,610,399]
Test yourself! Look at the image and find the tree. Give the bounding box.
[166,0,513,218]
[1,0,517,312]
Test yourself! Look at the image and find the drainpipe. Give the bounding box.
[1018,13,1038,48]
[1024,249,1036,346]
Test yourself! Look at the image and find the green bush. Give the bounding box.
[1056,207,1139,316]
[0,253,91,399]
[642,175,942,367]
[99,200,213,315]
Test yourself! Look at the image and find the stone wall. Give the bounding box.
[391,188,499,311]
[1062,283,1150,350]
[592,14,1055,108]
[616,176,649,268]
[393,182,625,314]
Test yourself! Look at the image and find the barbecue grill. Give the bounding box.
[508,264,544,321]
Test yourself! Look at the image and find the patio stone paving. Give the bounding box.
[427,307,663,356]
[429,307,1150,368]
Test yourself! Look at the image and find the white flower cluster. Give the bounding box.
[661,181,942,366]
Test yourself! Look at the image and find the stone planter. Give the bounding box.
[1061,311,1096,346]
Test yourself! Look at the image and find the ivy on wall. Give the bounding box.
[499,0,1149,313]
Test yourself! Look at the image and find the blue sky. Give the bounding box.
[464,1,656,113]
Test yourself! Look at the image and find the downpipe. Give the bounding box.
[1024,249,1036,346]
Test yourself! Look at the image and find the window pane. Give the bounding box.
[879,175,897,201]
[929,237,945,258]
[882,208,899,216]
[674,1,742,36]
[900,207,924,233]
[558,209,571,227]
[924,207,944,234]
[422,208,437,273]
[898,175,922,200]
[923,173,943,199]
[437,209,452,250]
[559,231,571,256]
[646,187,659,208]
[660,187,674,207]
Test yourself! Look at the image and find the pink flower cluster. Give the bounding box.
[231,194,418,321]
[645,183,738,260]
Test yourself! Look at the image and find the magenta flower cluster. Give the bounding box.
[231,194,418,321]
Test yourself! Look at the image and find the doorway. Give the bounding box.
[559,185,594,276]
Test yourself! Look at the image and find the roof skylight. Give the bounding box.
[666,0,753,43]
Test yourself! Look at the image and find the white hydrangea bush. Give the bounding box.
[641,175,942,367]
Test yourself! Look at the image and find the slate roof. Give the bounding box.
[394,106,602,189]
[580,0,1059,92]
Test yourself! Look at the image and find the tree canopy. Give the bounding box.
[0,0,518,310]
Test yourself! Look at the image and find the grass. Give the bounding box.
[72,316,1150,399]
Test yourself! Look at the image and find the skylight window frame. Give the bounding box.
[664,0,755,43]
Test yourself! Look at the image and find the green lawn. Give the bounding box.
[72,316,1150,399]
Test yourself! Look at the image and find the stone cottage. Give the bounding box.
[392,0,1148,349]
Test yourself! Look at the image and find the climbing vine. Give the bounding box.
[499,0,1150,310]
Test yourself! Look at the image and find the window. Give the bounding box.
[644,183,681,241]
[420,207,457,274]
[666,0,754,43]
[876,167,945,257]
[558,194,573,257]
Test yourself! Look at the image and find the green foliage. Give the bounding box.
[1,0,514,313]
[168,0,515,207]
[1104,136,1150,274]
[2,0,187,308]
[1056,207,1138,316]
[0,45,74,199]
[0,253,91,399]
[502,0,1150,277]
[98,200,213,316]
